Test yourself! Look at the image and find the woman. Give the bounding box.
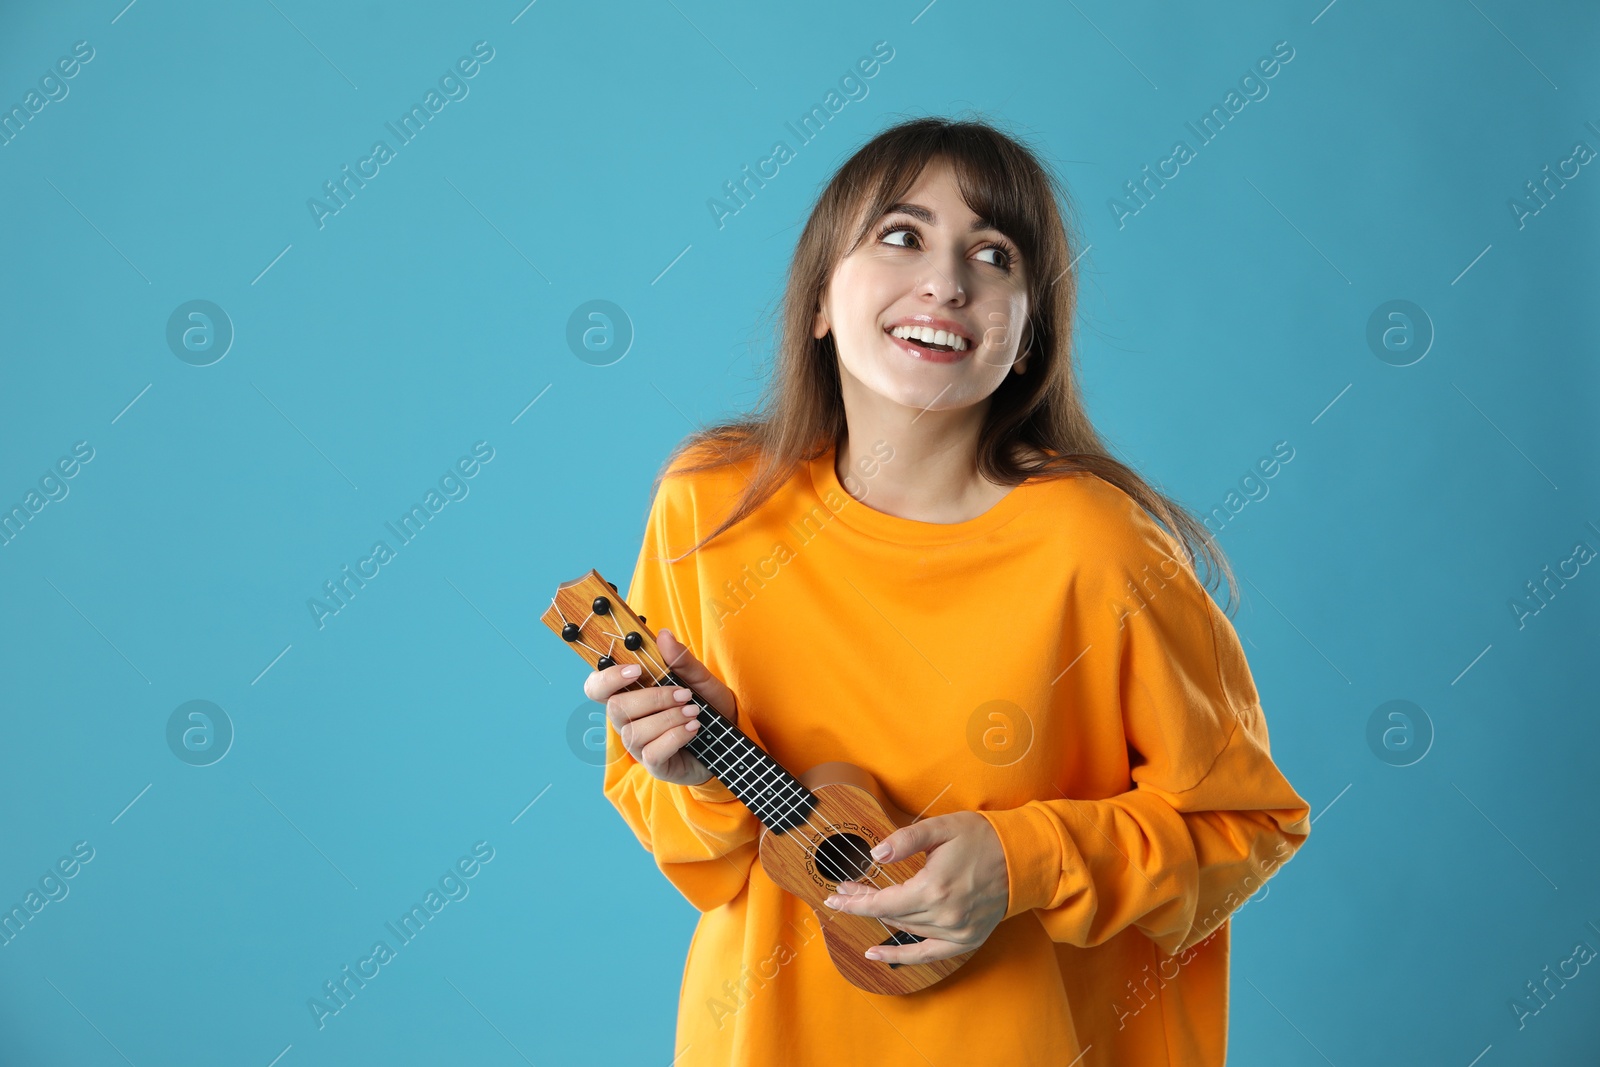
[584,116,1311,1066]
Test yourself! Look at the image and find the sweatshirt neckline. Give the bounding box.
[807,444,1035,546]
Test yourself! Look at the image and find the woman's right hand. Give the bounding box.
[583,627,740,787]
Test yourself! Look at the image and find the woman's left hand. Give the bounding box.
[822,810,1009,964]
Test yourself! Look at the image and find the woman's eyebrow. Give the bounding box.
[883,202,1004,235]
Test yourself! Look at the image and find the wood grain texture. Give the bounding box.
[759,768,977,995]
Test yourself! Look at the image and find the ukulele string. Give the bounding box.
[556,599,909,936]
[593,622,905,904]
[616,670,904,895]
[609,671,912,949]
[555,599,851,861]
[569,642,911,952]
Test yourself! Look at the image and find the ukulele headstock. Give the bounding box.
[540,569,664,677]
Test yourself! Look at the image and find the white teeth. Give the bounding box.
[889,325,969,351]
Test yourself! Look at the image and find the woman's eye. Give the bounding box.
[880,226,1014,271]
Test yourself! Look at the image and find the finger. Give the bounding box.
[620,703,701,763]
[607,684,697,734]
[655,629,737,721]
[638,713,705,771]
[864,936,967,966]
[584,661,646,703]
[871,815,958,864]
[823,882,934,922]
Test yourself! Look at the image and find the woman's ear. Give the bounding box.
[1013,321,1034,374]
[813,304,830,340]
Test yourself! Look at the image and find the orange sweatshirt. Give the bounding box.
[605,441,1312,1066]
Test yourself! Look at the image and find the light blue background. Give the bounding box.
[1,1,1596,1064]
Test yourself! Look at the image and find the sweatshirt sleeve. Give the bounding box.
[975,512,1312,957]
[600,467,765,914]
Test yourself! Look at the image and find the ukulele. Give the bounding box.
[543,569,978,995]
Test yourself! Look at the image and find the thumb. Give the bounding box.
[656,628,738,721]
[871,816,954,863]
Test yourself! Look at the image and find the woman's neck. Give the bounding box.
[835,423,1014,525]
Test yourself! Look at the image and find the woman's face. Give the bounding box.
[813,158,1031,418]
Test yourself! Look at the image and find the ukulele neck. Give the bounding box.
[660,669,817,834]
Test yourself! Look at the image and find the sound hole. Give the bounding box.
[813,832,875,884]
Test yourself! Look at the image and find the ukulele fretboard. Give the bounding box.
[660,669,818,833]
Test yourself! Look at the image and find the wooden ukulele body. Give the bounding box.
[755,760,978,995]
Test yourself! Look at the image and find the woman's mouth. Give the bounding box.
[885,325,972,364]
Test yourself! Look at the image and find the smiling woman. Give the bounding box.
[586,115,1311,1067]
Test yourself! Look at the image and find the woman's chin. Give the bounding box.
[884,379,980,414]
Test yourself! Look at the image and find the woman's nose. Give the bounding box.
[917,254,970,304]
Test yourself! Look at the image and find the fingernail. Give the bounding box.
[865,949,882,961]
[621,664,641,678]
[870,843,890,861]
[674,688,692,701]
[686,720,699,732]
[659,628,673,641]
[823,896,839,909]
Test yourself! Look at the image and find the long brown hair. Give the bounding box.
[653,114,1239,613]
